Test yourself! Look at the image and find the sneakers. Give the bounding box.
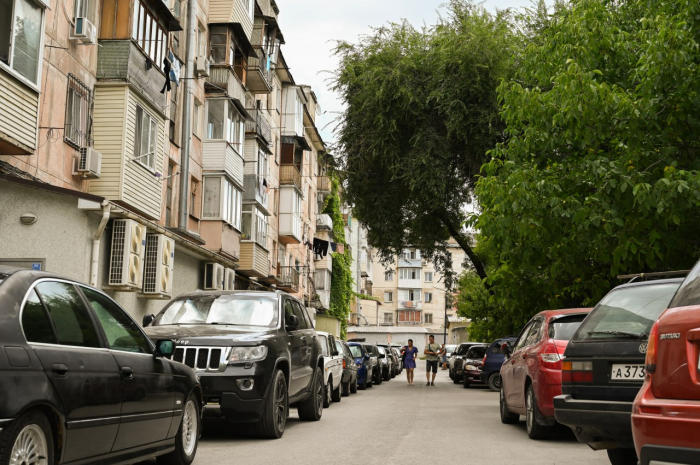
[426,382,430,386]
[431,382,435,386]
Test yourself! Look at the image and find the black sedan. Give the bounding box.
[0,266,202,465]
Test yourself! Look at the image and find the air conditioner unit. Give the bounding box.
[71,17,97,44]
[109,219,147,288]
[195,56,210,77]
[73,147,102,178]
[224,268,236,290]
[142,234,175,297]
[204,263,224,290]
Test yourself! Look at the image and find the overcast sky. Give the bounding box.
[276,0,534,144]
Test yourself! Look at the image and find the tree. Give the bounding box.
[331,0,521,287]
[465,0,700,335]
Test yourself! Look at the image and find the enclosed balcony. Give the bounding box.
[205,25,255,103]
[279,164,301,190]
[397,310,423,325]
[316,213,333,231]
[279,186,302,244]
[242,174,269,214]
[245,108,272,145]
[317,176,331,195]
[398,268,421,288]
[238,207,268,277]
[277,266,299,293]
[398,300,423,310]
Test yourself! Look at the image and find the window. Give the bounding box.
[399,289,421,302]
[73,0,95,22]
[196,23,206,58]
[383,312,392,324]
[425,292,433,303]
[384,291,393,303]
[82,287,151,354]
[523,319,544,348]
[0,0,44,84]
[402,249,420,260]
[513,322,533,353]
[190,177,199,218]
[384,270,393,282]
[134,104,157,170]
[64,74,92,148]
[425,272,433,283]
[193,99,202,138]
[169,84,179,143]
[35,282,100,348]
[399,268,420,280]
[203,176,242,229]
[21,289,56,344]
[242,206,268,246]
[424,313,433,324]
[318,335,329,356]
[131,0,167,70]
[206,99,244,148]
[165,162,176,226]
[291,301,309,330]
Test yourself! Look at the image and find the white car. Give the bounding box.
[317,331,344,408]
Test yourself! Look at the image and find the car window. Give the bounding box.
[669,264,700,308]
[335,340,345,357]
[513,322,533,352]
[466,345,487,359]
[284,299,294,322]
[548,314,588,341]
[490,343,502,354]
[300,305,314,329]
[377,346,386,355]
[82,287,151,354]
[35,282,100,348]
[349,345,362,358]
[22,289,57,344]
[318,335,329,356]
[524,319,544,347]
[291,301,308,329]
[158,295,278,327]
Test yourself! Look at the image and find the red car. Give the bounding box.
[632,264,700,465]
[500,308,592,439]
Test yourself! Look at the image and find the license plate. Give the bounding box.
[610,364,645,381]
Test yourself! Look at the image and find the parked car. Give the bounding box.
[554,278,682,465]
[349,342,374,389]
[0,266,202,465]
[449,342,486,382]
[317,331,344,407]
[363,344,382,385]
[499,308,592,439]
[335,339,358,396]
[392,347,404,373]
[378,344,399,378]
[480,337,518,392]
[632,266,700,465]
[462,345,489,388]
[143,290,325,439]
[377,345,393,381]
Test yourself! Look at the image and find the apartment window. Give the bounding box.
[131,0,167,70]
[203,176,242,230]
[425,272,433,283]
[384,291,393,303]
[384,270,394,282]
[241,207,268,247]
[0,0,45,85]
[196,23,206,58]
[399,268,420,280]
[400,289,421,302]
[193,99,202,138]
[64,75,92,148]
[402,249,421,260]
[424,313,433,324]
[383,313,393,324]
[190,178,199,218]
[207,99,244,149]
[169,85,179,143]
[243,0,253,19]
[425,292,433,303]
[134,105,157,170]
[209,25,248,84]
[73,0,95,23]
[165,162,176,226]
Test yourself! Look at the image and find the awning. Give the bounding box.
[231,23,256,57]
[281,135,311,151]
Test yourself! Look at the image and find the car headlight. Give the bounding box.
[228,346,268,362]
[465,365,477,371]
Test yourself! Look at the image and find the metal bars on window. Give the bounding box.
[65,74,93,148]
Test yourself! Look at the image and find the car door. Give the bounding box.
[27,281,122,463]
[286,299,311,396]
[79,286,176,451]
[328,334,343,380]
[511,318,544,408]
[503,323,533,407]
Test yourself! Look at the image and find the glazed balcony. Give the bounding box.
[316,213,333,231]
[398,300,423,310]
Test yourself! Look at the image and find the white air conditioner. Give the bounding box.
[142,234,175,297]
[71,18,97,44]
[73,147,102,178]
[204,263,224,290]
[224,268,236,290]
[195,56,210,77]
[109,219,147,288]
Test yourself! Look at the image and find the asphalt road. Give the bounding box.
[157,361,610,465]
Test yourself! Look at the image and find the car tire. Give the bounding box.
[488,373,501,392]
[351,377,358,394]
[298,368,323,422]
[0,410,54,465]
[500,385,519,424]
[376,370,383,385]
[463,379,470,389]
[342,381,350,397]
[332,380,342,402]
[157,395,200,464]
[449,369,454,380]
[383,369,390,382]
[526,385,552,440]
[606,448,638,465]
[253,370,287,439]
[323,378,332,408]
[453,375,461,384]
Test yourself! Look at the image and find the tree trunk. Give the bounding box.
[439,211,491,290]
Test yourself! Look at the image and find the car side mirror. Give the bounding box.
[154,340,175,358]
[143,314,155,327]
[501,342,512,358]
[331,349,339,356]
[285,314,300,330]
[364,354,370,360]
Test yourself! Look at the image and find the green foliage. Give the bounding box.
[355,293,380,302]
[466,0,700,336]
[331,0,522,285]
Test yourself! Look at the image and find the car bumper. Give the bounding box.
[536,369,563,418]
[203,391,265,422]
[553,395,634,448]
[638,445,700,465]
[198,364,272,423]
[463,370,483,384]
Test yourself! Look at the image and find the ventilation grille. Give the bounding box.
[109,220,126,285]
[143,235,159,293]
[172,347,226,372]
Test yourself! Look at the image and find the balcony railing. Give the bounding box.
[317,175,331,194]
[279,164,302,190]
[277,266,300,293]
[397,310,423,324]
[399,300,423,309]
[245,108,272,145]
[246,48,273,93]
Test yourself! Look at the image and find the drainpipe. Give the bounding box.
[90,202,111,287]
[178,0,196,230]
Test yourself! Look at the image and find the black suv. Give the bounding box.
[554,278,682,465]
[0,266,201,465]
[143,290,325,439]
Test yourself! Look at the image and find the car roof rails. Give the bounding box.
[617,270,689,283]
[347,338,366,342]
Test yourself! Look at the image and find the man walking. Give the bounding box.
[424,335,441,386]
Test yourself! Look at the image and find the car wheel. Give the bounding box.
[453,374,461,384]
[254,370,287,439]
[463,379,470,389]
[383,369,390,381]
[449,369,454,380]
[298,368,323,421]
[0,410,54,465]
[376,370,383,385]
[488,373,501,392]
[323,378,332,408]
[500,385,519,424]
[332,379,342,402]
[342,381,350,397]
[351,377,358,394]
[606,448,638,465]
[526,385,552,440]
[157,395,200,464]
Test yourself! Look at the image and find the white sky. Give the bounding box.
[276,0,535,144]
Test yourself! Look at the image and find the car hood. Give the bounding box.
[145,324,273,345]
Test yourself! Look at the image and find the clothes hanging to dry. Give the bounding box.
[313,238,329,258]
[330,242,337,253]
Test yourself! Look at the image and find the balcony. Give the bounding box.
[398,258,422,268]
[317,176,331,195]
[202,141,244,189]
[279,213,302,245]
[0,67,38,154]
[315,269,331,291]
[238,242,269,278]
[398,278,421,289]
[277,266,300,293]
[398,300,423,310]
[279,164,302,190]
[397,310,423,325]
[315,252,332,270]
[245,108,272,145]
[316,214,333,231]
[317,290,330,310]
[246,48,273,94]
[243,174,270,214]
[206,65,247,105]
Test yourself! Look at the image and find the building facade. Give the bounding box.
[0,0,333,321]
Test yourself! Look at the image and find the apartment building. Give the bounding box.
[0,0,333,320]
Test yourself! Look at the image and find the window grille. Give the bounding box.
[65,74,93,148]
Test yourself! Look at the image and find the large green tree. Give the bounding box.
[463,0,700,336]
[332,1,521,285]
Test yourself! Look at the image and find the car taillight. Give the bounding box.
[561,360,593,384]
[343,359,347,369]
[483,356,487,365]
[646,321,659,375]
[540,353,563,370]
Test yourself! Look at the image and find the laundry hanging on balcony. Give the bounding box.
[336,244,345,254]
[313,238,329,258]
[330,242,337,253]
[160,51,181,94]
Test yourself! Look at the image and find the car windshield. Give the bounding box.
[349,345,363,358]
[456,344,471,355]
[446,345,457,353]
[574,282,681,341]
[155,295,278,328]
[549,314,588,341]
[466,346,487,359]
[377,346,386,354]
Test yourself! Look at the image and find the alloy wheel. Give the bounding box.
[10,424,48,465]
[275,375,287,432]
[181,400,198,457]
[315,374,323,417]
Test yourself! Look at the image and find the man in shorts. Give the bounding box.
[424,335,441,386]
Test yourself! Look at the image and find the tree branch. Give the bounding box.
[438,210,492,292]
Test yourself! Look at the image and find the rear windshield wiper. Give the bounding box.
[587,330,648,339]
